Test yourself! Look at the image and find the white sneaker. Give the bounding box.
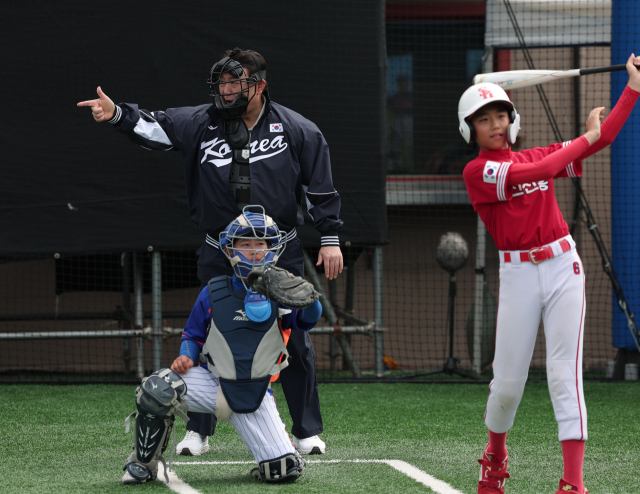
[291,435,325,455]
[176,430,210,456]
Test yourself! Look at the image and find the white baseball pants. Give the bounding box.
[485,235,587,441]
[181,366,296,463]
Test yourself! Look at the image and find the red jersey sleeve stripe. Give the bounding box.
[497,161,511,201]
[562,141,576,177]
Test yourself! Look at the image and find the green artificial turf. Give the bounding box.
[0,382,638,493]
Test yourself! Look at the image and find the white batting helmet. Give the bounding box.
[458,82,521,145]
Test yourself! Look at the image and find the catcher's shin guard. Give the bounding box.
[250,452,306,483]
[122,413,175,484]
[122,368,189,484]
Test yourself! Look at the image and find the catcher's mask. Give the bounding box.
[219,205,286,281]
[207,48,266,148]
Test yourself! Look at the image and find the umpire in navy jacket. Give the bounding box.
[78,48,343,455]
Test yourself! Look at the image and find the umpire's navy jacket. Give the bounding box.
[108,91,343,247]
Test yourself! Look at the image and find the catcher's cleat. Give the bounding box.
[250,452,306,482]
[176,431,210,456]
[292,434,326,455]
[122,461,157,485]
[478,445,510,494]
[555,478,589,494]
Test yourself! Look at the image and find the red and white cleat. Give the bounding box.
[556,478,589,494]
[477,444,510,494]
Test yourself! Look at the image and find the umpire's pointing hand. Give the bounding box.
[77,86,115,122]
[317,245,343,280]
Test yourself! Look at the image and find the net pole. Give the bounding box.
[328,279,339,372]
[122,252,132,374]
[473,217,487,374]
[134,253,145,379]
[303,251,362,378]
[152,250,162,371]
[373,245,384,377]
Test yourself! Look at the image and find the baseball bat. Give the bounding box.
[473,64,630,90]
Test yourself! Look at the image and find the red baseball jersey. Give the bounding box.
[463,143,582,251]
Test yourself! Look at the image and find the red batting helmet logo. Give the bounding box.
[478,87,493,99]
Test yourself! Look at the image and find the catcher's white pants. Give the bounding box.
[182,366,296,463]
[485,235,587,442]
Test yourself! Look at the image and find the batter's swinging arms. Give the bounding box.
[458,54,640,494]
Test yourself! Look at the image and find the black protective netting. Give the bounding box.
[2,0,640,383]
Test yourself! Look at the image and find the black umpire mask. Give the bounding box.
[207,49,266,149]
[213,93,251,148]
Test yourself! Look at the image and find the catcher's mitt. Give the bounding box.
[247,266,320,309]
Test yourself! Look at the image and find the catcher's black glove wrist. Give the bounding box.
[247,266,320,309]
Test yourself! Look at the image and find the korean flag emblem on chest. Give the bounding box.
[270,123,283,132]
[483,161,500,184]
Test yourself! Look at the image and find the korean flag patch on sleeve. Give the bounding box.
[483,161,500,184]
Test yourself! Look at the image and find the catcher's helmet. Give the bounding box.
[219,206,286,279]
[458,82,520,145]
[207,48,266,121]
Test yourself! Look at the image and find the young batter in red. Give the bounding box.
[458,54,640,494]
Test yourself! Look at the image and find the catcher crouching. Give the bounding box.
[121,206,321,485]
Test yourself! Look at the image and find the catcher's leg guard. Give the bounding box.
[250,452,306,483]
[122,414,174,484]
[122,368,189,484]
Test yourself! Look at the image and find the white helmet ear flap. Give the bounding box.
[507,111,521,145]
[459,121,472,144]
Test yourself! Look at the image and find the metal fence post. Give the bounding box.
[133,253,145,379]
[151,250,162,371]
[328,279,338,372]
[121,252,132,374]
[373,245,384,377]
[473,217,486,375]
[303,252,362,378]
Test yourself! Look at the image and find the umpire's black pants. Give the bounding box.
[185,237,324,440]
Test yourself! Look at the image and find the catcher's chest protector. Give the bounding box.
[204,276,287,414]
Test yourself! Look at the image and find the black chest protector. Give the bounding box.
[229,147,251,209]
[203,276,289,414]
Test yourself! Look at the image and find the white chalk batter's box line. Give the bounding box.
[163,461,626,494]
[161,459,464,494]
